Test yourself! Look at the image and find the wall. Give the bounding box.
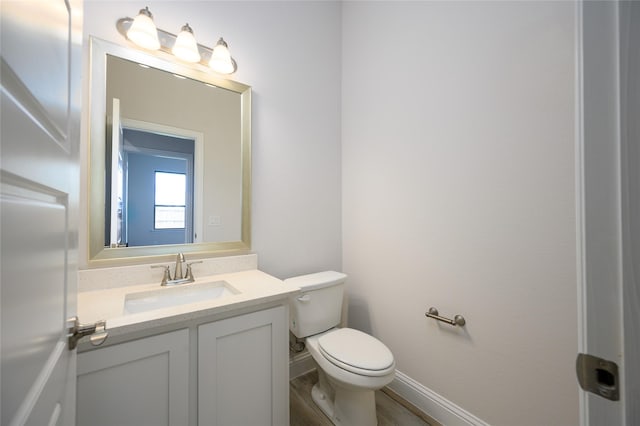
[81,1,342,277]
[342,2,578,425]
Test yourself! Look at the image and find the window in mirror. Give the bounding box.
[154,171,187,230]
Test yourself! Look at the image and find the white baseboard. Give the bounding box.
[289,358,488,426]
[387,370,490,426]
[289,350,315,380]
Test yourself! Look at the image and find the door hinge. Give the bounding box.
[576,353,620,401]
[67,316,109,350]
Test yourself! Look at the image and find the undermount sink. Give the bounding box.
[124,280,239,314]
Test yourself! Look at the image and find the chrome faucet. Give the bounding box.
[151,253,202,286]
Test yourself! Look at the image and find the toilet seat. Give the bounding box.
[318,328,395,377]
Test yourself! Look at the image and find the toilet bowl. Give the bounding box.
[286,271,396,426]
[305,328,396,425]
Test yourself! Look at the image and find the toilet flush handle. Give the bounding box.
[297,294,311,303]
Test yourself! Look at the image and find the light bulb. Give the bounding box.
[127,7,160,50]
[208,38,237,74]
[172,24,201,63]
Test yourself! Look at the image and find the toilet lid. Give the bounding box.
[318,328,394,376]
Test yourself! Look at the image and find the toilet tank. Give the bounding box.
[285,271,346,338]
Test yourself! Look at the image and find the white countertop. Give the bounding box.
[77,269,299,348]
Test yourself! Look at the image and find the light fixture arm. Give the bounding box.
[116,17,238,74]
[180,23,194,35]
[139,6,153,19]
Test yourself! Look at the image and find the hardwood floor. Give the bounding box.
[290,370,436,426]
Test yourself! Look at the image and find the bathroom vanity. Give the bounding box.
[76,258,297,426]
[78,33,281,425]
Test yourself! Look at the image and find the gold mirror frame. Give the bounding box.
[87,37,251,267]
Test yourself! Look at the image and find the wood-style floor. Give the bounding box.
[290,370,436,426]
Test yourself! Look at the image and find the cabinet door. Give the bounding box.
[77,329,189,426]
[199,306,289,426]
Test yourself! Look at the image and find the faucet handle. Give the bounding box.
[151,265,172,285]
[185,261,203,282]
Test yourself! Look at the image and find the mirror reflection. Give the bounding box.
[89,38,251,264]
[105,54,243,247]
[109,124,196,247]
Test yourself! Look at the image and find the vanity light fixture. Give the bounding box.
[126,7,160,51]
[117,8,238,74]
[172,24,201,63]
[208,38,237,74]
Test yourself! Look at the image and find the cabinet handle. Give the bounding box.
[297,294,311,303]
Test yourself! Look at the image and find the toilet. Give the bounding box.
[286,271,396,426]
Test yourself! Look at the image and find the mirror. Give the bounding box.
[88,37,251,265]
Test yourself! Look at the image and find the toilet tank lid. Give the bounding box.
[284,271,347,291]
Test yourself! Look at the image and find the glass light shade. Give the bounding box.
[127,7,160,50]
[208,38,236,74]
[172,24,201,63]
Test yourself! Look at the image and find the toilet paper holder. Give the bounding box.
[425,307,466,327]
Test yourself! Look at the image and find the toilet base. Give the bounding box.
[311,368,378,426]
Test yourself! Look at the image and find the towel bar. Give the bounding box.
[425,307,466,327]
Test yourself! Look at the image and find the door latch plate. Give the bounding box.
[576,353,619,401]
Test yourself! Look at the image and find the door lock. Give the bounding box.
[67,316,108,350]
[576,353,620,401]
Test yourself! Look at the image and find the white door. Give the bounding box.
[1,0,82,425]
[110,98,124,247]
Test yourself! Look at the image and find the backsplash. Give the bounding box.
[78,254,258,292]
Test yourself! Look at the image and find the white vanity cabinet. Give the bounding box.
[198,305,289,426]
[76,329,190,426]
[76,304,289,426]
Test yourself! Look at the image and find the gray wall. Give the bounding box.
[342,2,578,425]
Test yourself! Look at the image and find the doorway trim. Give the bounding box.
[575,1,626,424]
[121,118,205,243]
